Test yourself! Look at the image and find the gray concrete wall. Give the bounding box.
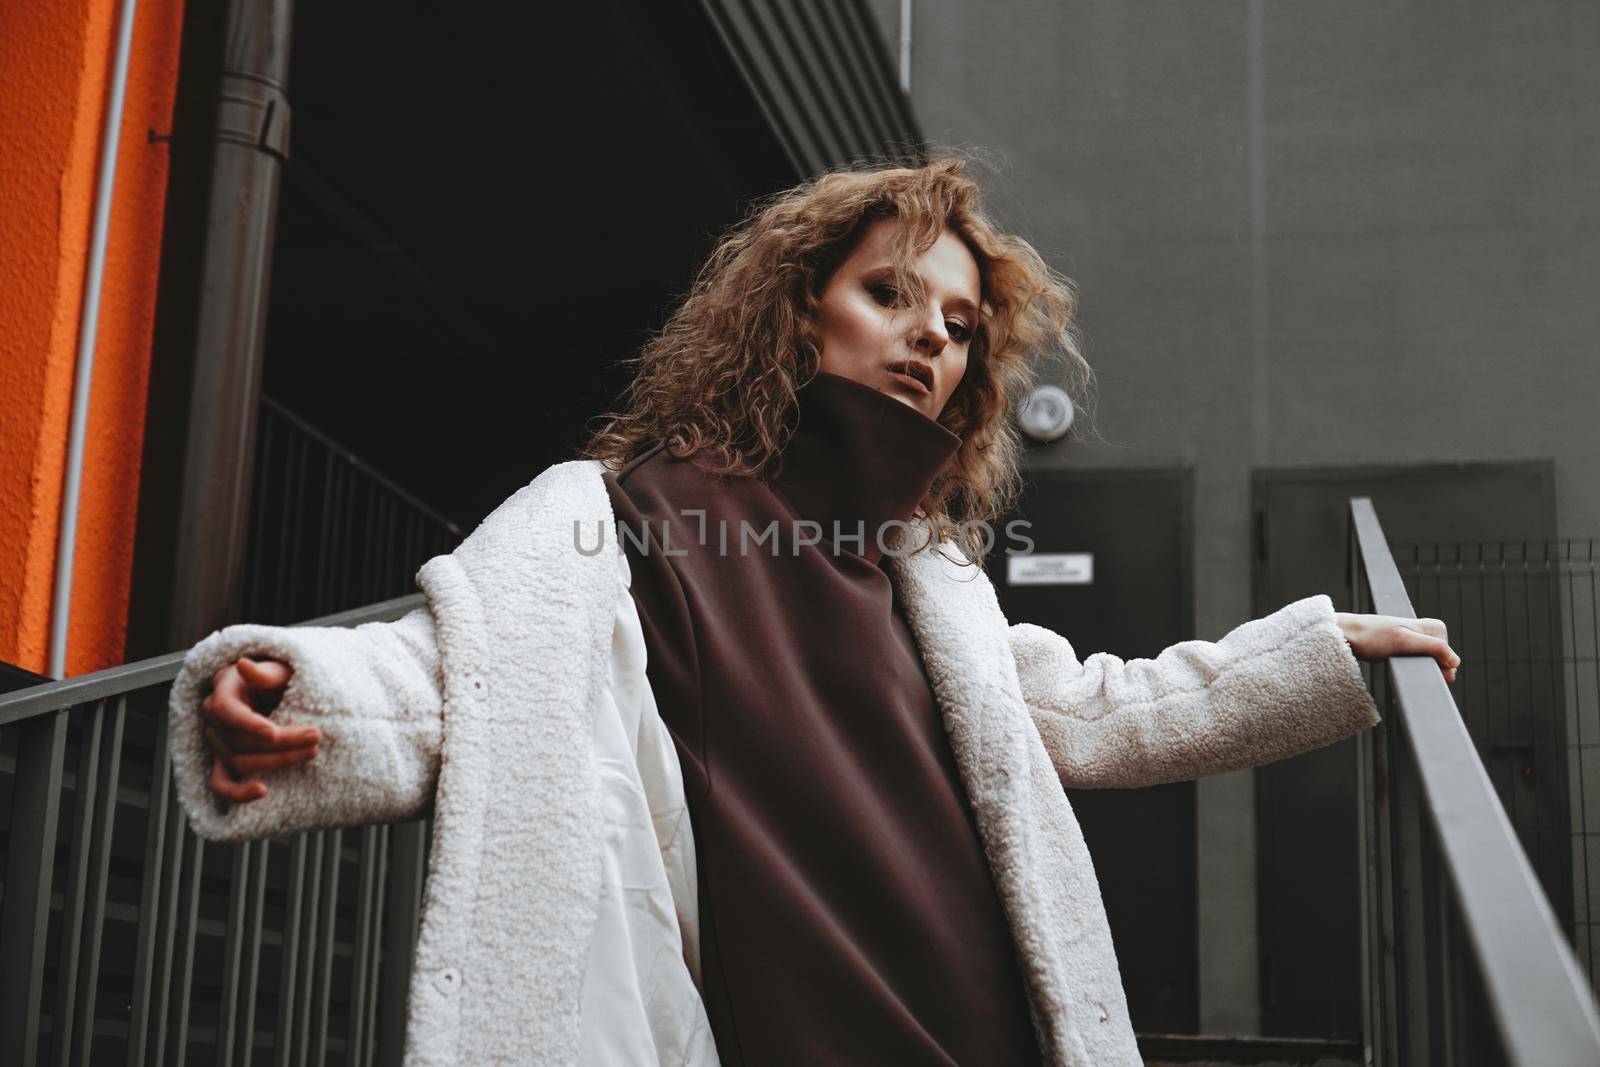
[871,0,1600,1035]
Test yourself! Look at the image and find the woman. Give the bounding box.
[172,157,1460,1066]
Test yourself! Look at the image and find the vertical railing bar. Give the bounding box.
[395,501,410,587]
[404,510,420,590]
[1357,727,1378,1063]
[1520,544,1544,878]
[215,840,254,1067]
[271,432,297,623]
[361,482,378,605]
[339,462,357,610]
[376,822,426,1067]
[53,702,106,1067]
[311,829,343,1067]
[384,491,397,593]
[313,450,337,611]
[73,694,126,1067]
[274,835,308,1067]
[169,831,207,1067]
[246,409,277,617]
[351,460,365,606]
[329,463,345,614]
[1402,691,1432,1062]
[1377,686,1401,1066]
[284,430,313,622]
[237,841,270,1067]
[323,459,343,612]
[1489,547,1509,814]
[1435,829,1458,1062]
[291,834,325,1065]
[1587,556,1600,975]
[346,827,378,1062]
[362,826,390,1067]
[1568,559,1593,959]
[125,709,172,1067]
[373,483,387,602]
[367,490,384,604]
[1542,543,1574,931]
[0,707,70,1067]
[148,785,187,1064]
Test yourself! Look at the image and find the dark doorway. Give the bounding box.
[1252,460,1558,1039]
[987,466,1198,1034]
[261,1,796,530]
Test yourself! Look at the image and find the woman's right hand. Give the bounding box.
[202,656,320,803]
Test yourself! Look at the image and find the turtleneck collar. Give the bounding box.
[768,371,961,564]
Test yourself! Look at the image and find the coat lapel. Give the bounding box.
[887,531,1093,1066]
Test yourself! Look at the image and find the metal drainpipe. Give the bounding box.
[899,0,912,94]
[49,0,142,679]
[164,0,295,648]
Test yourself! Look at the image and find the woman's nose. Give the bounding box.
[912,311,947,356]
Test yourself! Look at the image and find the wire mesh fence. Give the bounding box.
[1391,538,1600,985]
[1353,505,1600,1066]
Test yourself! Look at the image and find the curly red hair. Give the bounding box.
[583,153,1092,562]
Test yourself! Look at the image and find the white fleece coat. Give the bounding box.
[168,459,1381,1066]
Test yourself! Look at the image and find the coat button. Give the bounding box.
[434,967,462,995]
[465,675,488,700]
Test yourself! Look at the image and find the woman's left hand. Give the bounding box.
[1333,612,1461,684]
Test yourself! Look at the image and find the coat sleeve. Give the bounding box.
[167,606,444,842]
[1010,593,1380,789]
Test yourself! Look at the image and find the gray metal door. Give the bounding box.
[1253,460,1557,1039]
[987,466,1197,1034]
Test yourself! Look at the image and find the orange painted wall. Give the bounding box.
[0,0,187,676]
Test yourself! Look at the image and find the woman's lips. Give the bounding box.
[887,365,932,395]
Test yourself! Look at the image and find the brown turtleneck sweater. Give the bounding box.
[601,372,1044,1066]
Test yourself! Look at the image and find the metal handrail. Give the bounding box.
[1350,496,1600,1064]
[0,593,425,728]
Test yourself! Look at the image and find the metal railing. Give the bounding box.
[0,594,424,1067]
[1350,497,1600,1066]
[246,397,462,625]
[1390,536,1600,986]
[0,400,459,1067]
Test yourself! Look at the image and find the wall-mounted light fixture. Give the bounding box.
[1016,384,1075,443]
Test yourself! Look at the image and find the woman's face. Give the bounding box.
[814,219,982,421]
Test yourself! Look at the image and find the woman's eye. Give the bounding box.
[948,321,974,343]
[868,282,900,307]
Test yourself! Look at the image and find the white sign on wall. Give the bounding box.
[1007,552,1094,586]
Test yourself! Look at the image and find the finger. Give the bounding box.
[209,757,266,803]
[202,690,319,746]
[1413,617,1448,640]
[221,723,319,754]
[202,689,284,741]
[228,741,320,775]
[236,655,292,690]
[206,723,318,771]
[204,723,236,775]
[1393,628,1459,665]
